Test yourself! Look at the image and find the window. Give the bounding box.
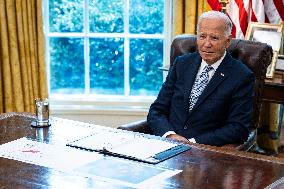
[44,0,171,112]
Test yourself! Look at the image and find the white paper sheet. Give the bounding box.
[0,137,182,188]
[68,130,179,161]
[71,131,136,150]
[111,138,177,159]
[0,137,102,170]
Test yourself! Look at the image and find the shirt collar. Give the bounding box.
[200,51,226,71]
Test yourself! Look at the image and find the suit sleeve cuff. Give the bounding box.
[162,131,176,138]
[188,138,196,143]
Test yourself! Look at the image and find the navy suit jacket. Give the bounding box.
[147,52,255,146]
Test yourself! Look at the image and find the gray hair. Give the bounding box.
[197,11,232,36]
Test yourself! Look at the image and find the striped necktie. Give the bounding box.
[189,65,214,111]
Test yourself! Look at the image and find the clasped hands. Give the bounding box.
[166,134,196,144]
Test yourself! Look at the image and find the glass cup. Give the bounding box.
[35,98,49,127]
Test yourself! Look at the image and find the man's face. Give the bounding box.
[197,18,231,65]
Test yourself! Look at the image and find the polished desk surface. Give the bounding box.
[1,113,284,189]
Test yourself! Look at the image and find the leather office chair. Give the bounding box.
[118,34,273,151]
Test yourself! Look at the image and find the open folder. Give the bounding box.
[66,130,191,164]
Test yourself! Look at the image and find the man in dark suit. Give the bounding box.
[147,11,254,146]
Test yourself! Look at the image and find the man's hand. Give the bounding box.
[166,134,189,143]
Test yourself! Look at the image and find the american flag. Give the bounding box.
[207,0,284,39]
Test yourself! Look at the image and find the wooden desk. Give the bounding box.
[263,71,284,139]
[1,113,284,188]
[263,71,284,104]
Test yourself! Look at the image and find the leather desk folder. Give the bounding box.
[66,130,191,164]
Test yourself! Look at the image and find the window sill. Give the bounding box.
[49,95,154,116]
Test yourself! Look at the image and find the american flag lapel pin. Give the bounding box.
[220,73,224,77]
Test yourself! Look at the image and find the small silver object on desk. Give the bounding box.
[31,98,51,127]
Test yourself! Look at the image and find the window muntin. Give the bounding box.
[46,0,168,99]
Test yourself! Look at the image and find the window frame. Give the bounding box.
[43,0,172,114]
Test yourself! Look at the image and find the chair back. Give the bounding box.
[170,34,273,130]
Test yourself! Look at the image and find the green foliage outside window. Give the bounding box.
[50,38,85,94]
[48,0,164,96]
[90,38,124,94]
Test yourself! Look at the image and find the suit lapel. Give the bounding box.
[183,55,201,108]
[189,53,233,114]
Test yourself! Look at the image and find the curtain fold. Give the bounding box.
[173,0,212,36]
[0,0,47,113]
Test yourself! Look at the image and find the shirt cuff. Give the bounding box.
[162,131,176,138]
[188,138,196,143]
